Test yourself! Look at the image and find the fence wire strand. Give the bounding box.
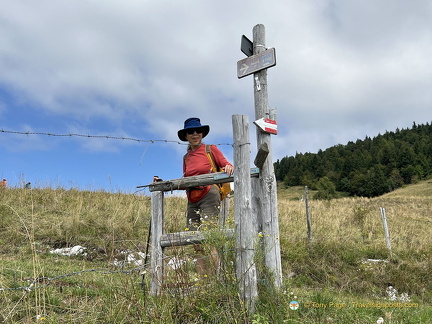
[0,249,234,293]
[0,265,147,292]
[0,129,232,146]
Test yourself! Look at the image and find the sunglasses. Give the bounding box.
[186,128,203,135]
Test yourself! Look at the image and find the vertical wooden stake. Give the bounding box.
[380,207,392,256]
[218,197,230,228]
[233,114,257,313]
[305,186,312,243]
[150,191,164,295]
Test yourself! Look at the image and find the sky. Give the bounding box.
[1,0,431,193]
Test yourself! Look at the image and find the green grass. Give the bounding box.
[1,182,431,323]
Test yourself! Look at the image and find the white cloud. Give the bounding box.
[1,0,431,159]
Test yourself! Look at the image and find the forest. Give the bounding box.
[274,122,432,198]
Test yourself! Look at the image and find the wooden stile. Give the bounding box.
[147,24,282,315]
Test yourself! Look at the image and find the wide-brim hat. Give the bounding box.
[178,117,210,141]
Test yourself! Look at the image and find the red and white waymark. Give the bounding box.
[254,118,278,135]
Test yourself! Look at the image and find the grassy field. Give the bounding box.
[0,181,431,323]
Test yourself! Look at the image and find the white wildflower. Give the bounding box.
[399,292,411,302]
[168,257,186,270]
[386,286,398,301]
[385,286,411,302]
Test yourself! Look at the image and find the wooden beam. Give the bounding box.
[160,229,234,248]
[145,169,259,192]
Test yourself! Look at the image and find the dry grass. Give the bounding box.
[279,196,432,252]
[0,181,431,323]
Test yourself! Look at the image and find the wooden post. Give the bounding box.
[305,186,312,243]
[380,207,392,256]
[251,178,262,241]
[252,24,282,288]
[150,191,164,295]
[233,114,257,313]
[219,197,230,228]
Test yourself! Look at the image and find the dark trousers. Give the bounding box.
[187,185,220,231]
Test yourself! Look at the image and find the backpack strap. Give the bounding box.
[183,145,217,175]
[183,152,188,176]
[206,144,231,201]
[206,145,218,173]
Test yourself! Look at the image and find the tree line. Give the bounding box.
[274,122,432,198]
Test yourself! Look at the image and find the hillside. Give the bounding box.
[0,184,431,323]
[277,178,432,200]
[275,122,432,198]
[380,179,432,198]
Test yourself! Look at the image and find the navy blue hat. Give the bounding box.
[178,117,210,141]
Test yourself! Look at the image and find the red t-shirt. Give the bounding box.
[183,144,232,177]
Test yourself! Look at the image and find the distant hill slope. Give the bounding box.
[274,122,432,198]
[380,179,432,199]
[277,179,432,205]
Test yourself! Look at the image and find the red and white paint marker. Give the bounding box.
[254,118,278,135]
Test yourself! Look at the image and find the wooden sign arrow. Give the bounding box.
[237,47,276,78]
[254,118,277,135]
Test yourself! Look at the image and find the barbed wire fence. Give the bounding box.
[0,129,233,147]
[1,128,233,191]
[1,129,431,294]
[0,266,145,292]
[0,217,430,292]
[0,128,236,293]
[1,228,431,294]
[0,249,232,293]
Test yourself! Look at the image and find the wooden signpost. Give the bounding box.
[242,24,282,289]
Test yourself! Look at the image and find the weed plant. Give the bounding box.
[0,182,431,323]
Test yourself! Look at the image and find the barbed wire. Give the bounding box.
[0,129,233,146]
[0,250,229,292]
[0,266,145,292]
[0,267,142,292]
[1,230,430,293]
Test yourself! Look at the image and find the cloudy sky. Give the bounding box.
[1,0,431,193]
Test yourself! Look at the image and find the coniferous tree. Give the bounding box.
[274,121,432,198]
